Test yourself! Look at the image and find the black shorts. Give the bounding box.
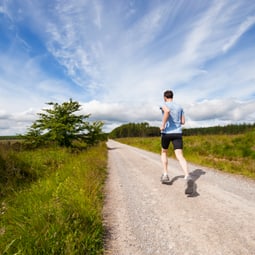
[161,133,183,150]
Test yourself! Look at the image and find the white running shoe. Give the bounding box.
[161,174,170,183]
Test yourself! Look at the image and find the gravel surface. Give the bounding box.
[103,140,255,255]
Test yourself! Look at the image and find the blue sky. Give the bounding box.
[0,0,255,135]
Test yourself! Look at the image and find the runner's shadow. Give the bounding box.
[163,169,206,197]
[164,175,183,185]
[190,169,206,181]
[187,169,206,197]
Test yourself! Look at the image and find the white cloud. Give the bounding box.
[81,100,160,123]
[0,6,4,14]
[81,97,255,133]
[93,1,102,29]
[223,15,255,52]
[0,0,255,135]
[186,99,255,122]
[0,110,11,119]
[181,1,225,64]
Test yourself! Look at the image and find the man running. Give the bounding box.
[160,90,193,194]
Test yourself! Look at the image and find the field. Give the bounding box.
[116,131,255,180]
[1,130,255,254]
[0,142,107,255]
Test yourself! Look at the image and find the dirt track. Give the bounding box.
[103,140,255,255]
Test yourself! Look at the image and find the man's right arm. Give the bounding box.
[160,106,170,131]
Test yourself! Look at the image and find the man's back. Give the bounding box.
[162,101,183,134]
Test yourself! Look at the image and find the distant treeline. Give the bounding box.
[109,122,161,138]
[0,136,22,140]
[109,122,255,138]
[183,123,255,136]
[1,123,255,140]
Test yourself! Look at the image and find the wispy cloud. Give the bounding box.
[223,15,255,52]
[0,0,255,135]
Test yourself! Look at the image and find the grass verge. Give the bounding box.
[0,143,107,255]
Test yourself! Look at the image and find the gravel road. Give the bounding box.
[103,139,255,255]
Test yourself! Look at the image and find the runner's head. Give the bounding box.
[164,90,173,99]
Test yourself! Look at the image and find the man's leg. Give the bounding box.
[175,149,194,194]
[160,135,170,183]
[161,148,168,175]
[160,148,170,183]
[174,149,189,178]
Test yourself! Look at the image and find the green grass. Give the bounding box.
[116,131,255,180]
[0,143,107,255]
[1,130,254,254]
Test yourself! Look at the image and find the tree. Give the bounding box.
[24,99,104,148]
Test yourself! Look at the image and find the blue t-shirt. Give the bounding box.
[161,101,183,134]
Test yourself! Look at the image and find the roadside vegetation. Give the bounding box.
[0,99,107,254]
[0,142,107,255]
[115,130,255,180]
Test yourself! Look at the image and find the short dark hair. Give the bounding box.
[164,90,173,99]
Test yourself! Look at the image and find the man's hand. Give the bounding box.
[160,125,165,131]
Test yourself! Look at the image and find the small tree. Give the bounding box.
[24,99,104,148]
